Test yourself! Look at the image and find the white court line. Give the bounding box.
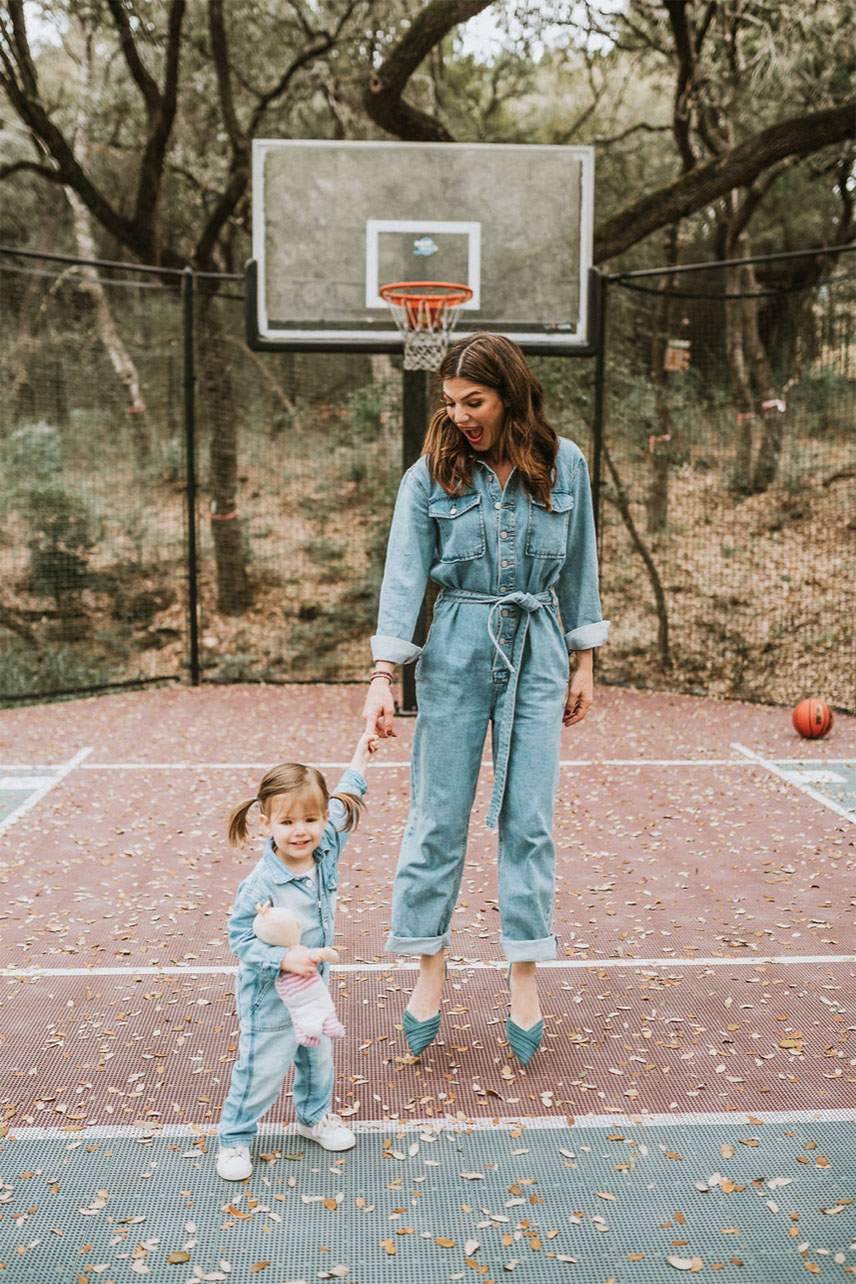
[8,1107,854,1141]
[0,747,92,837]
[2,953,853,978]
[733,742,856,824]
[76,758,750,769]
[5,757,850,771]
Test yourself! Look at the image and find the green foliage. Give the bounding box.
[20,481,100,603]
[0,638,114,703]
[346,378,402,444]
[7,422,64,479]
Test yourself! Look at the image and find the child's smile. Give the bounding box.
[260,795,328,870]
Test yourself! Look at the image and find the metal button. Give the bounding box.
[450,506,457,515]
[501,609,510,617]
[494,501,501,509]
[501,560,509,567]
[500,531,509,538]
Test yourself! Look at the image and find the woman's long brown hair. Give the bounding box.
[422,332,559,507]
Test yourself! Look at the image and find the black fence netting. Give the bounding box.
[596,251,855,712]
[0,249,402,699]
[1,244,853,712]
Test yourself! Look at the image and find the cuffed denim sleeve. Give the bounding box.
[554,449,609,652]
[372,463,436,664]
[228,878,287,977]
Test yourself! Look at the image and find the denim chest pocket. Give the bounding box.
[429,494,485,563]
[526,491,574,559]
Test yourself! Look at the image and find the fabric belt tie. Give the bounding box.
[436,588,554,828]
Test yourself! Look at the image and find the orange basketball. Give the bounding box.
[792,698,834,739]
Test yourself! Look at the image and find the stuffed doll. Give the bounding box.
[253,902,345,1046]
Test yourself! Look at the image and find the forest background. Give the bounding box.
[0,1,854,709]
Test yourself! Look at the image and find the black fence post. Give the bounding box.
[399,367,429,714]
[182,267,200,685]
[590,269,607,543]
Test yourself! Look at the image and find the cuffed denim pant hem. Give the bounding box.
[385,930,450,956]
[501,932,558,962]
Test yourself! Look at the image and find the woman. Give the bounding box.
[363,332,608,1065]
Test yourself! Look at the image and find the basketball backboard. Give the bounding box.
[247,140,595,355]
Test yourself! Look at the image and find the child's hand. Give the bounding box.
[351,729,380,776]
[281,945,320,977]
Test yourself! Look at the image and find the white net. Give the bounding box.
[380,285,471,371]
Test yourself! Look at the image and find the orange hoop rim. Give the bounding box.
[379,280,473,308]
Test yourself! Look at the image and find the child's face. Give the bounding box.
[260,790,328,866]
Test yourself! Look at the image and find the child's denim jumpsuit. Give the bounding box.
[372,440,608,962]
[218,770,365,1149]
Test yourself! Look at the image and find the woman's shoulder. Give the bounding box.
[554,436,588,483]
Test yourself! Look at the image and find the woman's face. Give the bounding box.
[442,378,506,458]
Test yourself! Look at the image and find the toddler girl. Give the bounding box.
[216,730,376,1181]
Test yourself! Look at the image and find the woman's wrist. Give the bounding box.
[370,662,395,683]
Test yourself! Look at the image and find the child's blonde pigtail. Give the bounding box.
[329,791,365,833]
[228,797,258,849]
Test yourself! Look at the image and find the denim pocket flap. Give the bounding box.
[429,493,485,562]
[428,494,481,520]
[530,490,574,514]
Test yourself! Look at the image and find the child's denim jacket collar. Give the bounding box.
[261,833,338,889]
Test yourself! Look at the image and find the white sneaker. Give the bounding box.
[216,1144,252,1180]
[295,1113,356,1152]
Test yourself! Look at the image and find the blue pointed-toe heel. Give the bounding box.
[505,965,543,1066]
[402,960,447,1057]
[403,1008,441,1056]
[505,1014,544,1065]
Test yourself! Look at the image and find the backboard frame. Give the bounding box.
[246,139,597,356]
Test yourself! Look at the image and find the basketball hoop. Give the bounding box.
[379,281,473,371]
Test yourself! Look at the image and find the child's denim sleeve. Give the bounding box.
[325,768,368,859]
[555,453,610,652]
[371,465,435,664]
[227,877,286,977]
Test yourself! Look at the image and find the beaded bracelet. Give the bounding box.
[369,670,394,683]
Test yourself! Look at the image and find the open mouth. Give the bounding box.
[463,427,484,444]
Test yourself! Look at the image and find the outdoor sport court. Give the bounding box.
[0,684,853,1283]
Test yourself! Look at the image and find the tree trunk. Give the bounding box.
[66,28,151,467]
[722,227,756,492]
[740,260,784,492]
[65,187,153,467]
[646,225,680,534]
[602,440,671,670]
[197,291,251,614]
[10,194,63,425]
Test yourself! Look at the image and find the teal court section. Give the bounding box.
[0,768,59,827]
[775,760,856,817]
[1,1118,854,1283]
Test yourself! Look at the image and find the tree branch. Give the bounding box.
[594,98,856,263]
[363,0,494,141]
[104,0,160,112]
[131,0,186,241]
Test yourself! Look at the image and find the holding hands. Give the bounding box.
[363,666,396,740]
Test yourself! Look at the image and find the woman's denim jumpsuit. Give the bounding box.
[372,440,608,962]
[218,770,365,1148]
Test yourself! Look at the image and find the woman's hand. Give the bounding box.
[563,651,594,726]
[363,671,396,739]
